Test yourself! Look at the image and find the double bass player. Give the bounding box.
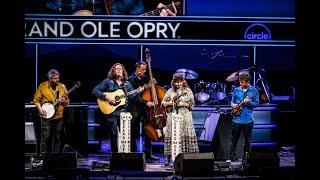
[128,60,160,162]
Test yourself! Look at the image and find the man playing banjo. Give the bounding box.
[33,69,70,153]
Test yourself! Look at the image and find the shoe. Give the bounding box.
[32,160,43,169]
[163,159,173,169]
[226,160,231,164]
[146,155,160,161]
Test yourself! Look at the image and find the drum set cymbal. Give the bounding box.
[226,66,256,82]
[176,69,199,79]
[226,69,248,82]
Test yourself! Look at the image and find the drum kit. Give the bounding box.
[176,67,258,105]
[194,80,228,105]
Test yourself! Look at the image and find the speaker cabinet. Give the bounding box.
[25,122,37,155]
[174,152,214,176]
[110,152,146,171]
[42,152,77,170]
[246,152,280,173]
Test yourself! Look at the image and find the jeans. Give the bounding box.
[104,115,120,152]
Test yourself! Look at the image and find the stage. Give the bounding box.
[25,102,295,179]
[25,147,295,179]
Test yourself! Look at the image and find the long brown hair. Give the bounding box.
[171,73,189,91]
[107,63,129,81]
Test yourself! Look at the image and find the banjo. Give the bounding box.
[41,81,81,119]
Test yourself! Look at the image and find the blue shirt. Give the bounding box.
[230,85,259,124]
[92,78,138,116]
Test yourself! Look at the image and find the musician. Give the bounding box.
[39,0,177,15]
[161,73,199,167]
[227,72,259,164]
[128,61,159,161]
[33,69,70,153]
[111,0,178,15]
[42,0,108,14]
[92,63,139,152]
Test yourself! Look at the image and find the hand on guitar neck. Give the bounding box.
[141,2,180,16]
[157,3,177,16]
[233,96,249,110]
[59,97,69,106]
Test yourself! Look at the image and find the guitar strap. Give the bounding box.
[122,82,128,95]
[56,91,60,101]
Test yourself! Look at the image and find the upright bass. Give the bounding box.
[142,48,167,141]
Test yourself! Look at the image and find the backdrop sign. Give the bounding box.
[25,15,295,45]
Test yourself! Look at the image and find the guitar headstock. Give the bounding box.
[75,81,81,88]
[145,48,151,63]
[178,91,187,98]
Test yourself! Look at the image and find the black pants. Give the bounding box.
[229,122,254,160]
[130,113,153,157]
[40,118,64,153]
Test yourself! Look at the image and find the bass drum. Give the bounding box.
[194,92,210,103]
[208,80,227,101]
[73,10,93,15]
[194,80,210,103]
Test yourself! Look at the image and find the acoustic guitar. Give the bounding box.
[97,83,152,114]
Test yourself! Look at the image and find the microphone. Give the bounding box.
[137,71,142,78]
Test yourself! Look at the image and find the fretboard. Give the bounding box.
[140,2,180,16]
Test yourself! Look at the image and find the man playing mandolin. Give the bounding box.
[33,69,70,153]
[227,72,259,165]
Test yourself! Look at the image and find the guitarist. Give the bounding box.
[226,72,259,165]
[33,69,70,153]
[128,61,159,162]
[92,63,139,152]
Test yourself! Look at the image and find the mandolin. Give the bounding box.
[230,93,256,117]
[164,91,188,113]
